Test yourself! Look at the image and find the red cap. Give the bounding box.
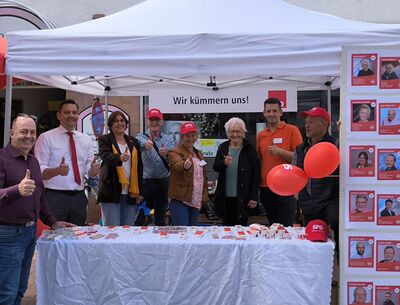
[300,107,331,126]
[305,219,329,242]
[180,121,198,135]
[147,108,163,119]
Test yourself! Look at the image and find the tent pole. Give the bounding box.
[139,96,144,133]
[104,78,109,134]
[3,75,12,147]
[327,85,332,134]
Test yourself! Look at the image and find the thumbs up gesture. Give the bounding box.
[144,135,154,151]
[224,154,233,166]
[159,143,168,157]
[120,147,130,162]
[184,154,193,170]
[90,155,101,175]
[18,169,36,196]
[59,157,69,176]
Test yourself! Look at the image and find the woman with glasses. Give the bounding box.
[167,122,208,226]
[213,117,260,226]
[97,111,143,226]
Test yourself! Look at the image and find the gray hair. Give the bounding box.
[361,59,369,66]
[224,117,247,136]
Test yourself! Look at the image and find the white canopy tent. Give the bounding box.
[4,0,400,141]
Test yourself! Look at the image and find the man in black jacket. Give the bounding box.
[294,107,339,247]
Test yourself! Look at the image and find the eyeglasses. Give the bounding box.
[17,113,37,122]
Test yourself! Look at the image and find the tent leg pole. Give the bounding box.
[139,96,144,133]
[327,85,332,134]
[3,75,12,147]
[104,79,109,134]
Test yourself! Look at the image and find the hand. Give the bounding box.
[90,157,101,175]
[137,195,144,204]
[224,154,233,166]
[184,155,193,170]
[144,135,154,151]
[18,169,36,197]
[248,200,257,209]
[159,144,168,157]
[120,147,130,162]
[267,145,281,156]
[59,157,69,176]
[51,221,76,230]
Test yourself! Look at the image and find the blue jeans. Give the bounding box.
[100,195,139,226]
[142,178,169,226]
[169,199,199,226]
[0,224,36,305]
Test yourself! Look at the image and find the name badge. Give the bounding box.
[198,160,207,167]
[273,138,283,144]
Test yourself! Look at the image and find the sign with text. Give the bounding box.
[149,85,297,113]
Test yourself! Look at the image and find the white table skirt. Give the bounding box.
[36,227,334,305]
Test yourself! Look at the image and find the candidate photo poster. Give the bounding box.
[380,57,400,89]
[348,282,373,305]
[377,149,400,180]
[352,53,377,86]
[375,286,400,305]
[377,194,400,226]
[351,100,376,132]
[349,145,375,177]
[376,240,400,272]
[348,236,374,268]
[379,103,400,135]
[349,190,375,223]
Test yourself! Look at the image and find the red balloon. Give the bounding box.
[36,219,50,239]
[267,164,308,196]
[304,142,339,178]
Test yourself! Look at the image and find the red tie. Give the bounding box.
[67,132,81,185]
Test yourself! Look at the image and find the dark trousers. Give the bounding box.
[260,187,296,227]
[303,201,339,253]
[142,178,169,226]
[46,189,88,226]
[223,197,248,226]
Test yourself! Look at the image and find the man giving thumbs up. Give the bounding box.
[0,114,74,305]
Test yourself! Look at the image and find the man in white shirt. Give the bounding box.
[382,109,400,126]
[34,100,100,225]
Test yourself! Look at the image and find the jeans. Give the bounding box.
[169,199,199,226]
[142,179,169,226]
[100,194,139,226]
[0,224,36,305]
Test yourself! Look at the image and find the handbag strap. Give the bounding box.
[143,133,170,171]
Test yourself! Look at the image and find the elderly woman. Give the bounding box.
[97,111,143,226]
[354,104,371,122]
[213,117,260,226]
[168,122,208,225]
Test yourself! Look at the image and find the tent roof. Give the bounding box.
[5,0,400,95]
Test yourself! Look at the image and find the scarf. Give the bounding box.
[112,144,139,198]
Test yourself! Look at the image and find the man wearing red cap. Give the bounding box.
[136,108,176,225]
[293,107,339,248]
